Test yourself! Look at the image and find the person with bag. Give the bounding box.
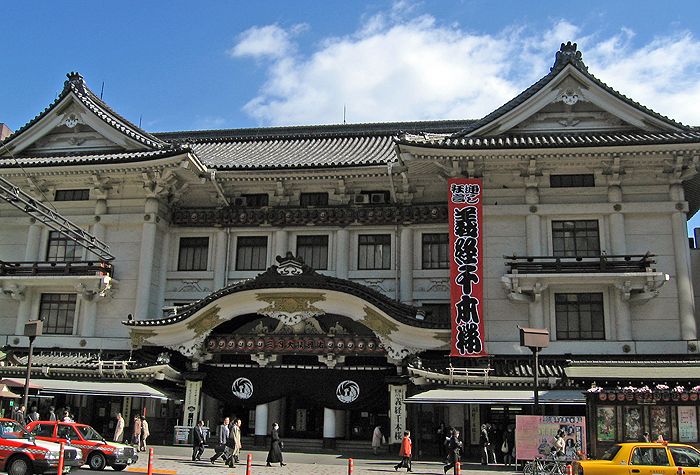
[479,424,493,465]
[393,430,412,472]
[371,425,383,455]
[210,417,230,464]
[443,429,463,474]
[228,418,242,467]
[502,425,515,467]
[192,420,206,461]
[266,422,286,467]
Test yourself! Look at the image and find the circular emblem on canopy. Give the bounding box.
[336,380,360,404]
[231,377,254,400]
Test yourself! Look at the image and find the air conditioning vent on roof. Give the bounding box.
[354,194,370,204]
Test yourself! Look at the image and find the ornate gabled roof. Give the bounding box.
[0,72,168,153]
[155,120,474,170]
[0,147,190,168]
[123,253,441,329]
[450,42,690,138]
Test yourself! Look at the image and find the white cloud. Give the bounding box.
[230,10,700,126]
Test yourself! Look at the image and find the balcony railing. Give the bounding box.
[504,253,656,274]
[0,260,114,277]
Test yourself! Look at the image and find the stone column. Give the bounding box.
[671,208,696,340]
[134,198,158,320]
[91,199,107,257]
[322,407,336,448]
[335,228,349,279]
[525,188,544,328]
[274,230,288,259]
[254,403,269,446]
[157,232,170,310]
[399,227,414,304]
[613,287,631,341]
[79,294,97,337]
[213,230,228,291]
[25,221,43,261]
[608,185,631,340]
[14,287,32,336]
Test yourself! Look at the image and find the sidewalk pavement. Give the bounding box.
[125,445,522,475]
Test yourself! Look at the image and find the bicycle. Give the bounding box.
[523,453,571,474]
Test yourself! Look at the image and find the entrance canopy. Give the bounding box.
[2,378,176,399]
[405,388,585,405]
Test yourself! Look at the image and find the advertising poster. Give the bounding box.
[678,406,698,443]
[623,406,642,441]
[448,178,486,357]
[596,406,616,442]
[515,416,586,461]
[650,406,671,441]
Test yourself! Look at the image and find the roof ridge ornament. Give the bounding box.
[64,71,87,94]
[551,41,587,72]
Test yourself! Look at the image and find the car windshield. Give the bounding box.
[601,445,623,461]
[0,420,31,439]
[77,425,104,441]
[670,446,700,467]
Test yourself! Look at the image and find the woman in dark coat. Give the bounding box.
[266,422,286,467]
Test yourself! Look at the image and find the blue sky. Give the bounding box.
[3,0,700,229]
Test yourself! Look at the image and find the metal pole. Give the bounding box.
[22,335,36,412]
[533,348,540,415]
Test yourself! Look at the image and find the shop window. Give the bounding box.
[422,233,449,269]
[550,174,595,188]
[177,237,209,271]
[552,220,600,257]
[296,235,328,270]
[47,231,82,262]
[236,236,268,271]
[55,189,90,201]
[358,234,391,270]
[555,293,604,340]
[39,293,77,335]
[300,192,328,207]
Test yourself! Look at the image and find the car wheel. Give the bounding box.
[88,452,107,471]
[112,464,128,471]
[7,456,32,475]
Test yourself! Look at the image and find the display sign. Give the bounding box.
[389,385,407,444]
[184,380,202,428]
[448,178,486,357]
[515,416,586,461]
[678,406,698,443]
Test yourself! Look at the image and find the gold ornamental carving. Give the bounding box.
[186,305,222,337]
[130,329,157,348]
[361,306,398,338]
[256,292,326,325]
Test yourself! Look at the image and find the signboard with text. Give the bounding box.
[448,178,486,357]
[515,415,586,461]
[389,385,407,444]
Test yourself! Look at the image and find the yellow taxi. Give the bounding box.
[573,442,700,474]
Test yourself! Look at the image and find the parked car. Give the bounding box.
[573,442,700,474]
[0,418,82,475]
[26,421,137,471]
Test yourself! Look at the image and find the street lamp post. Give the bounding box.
[519,326,550,416]
[22,320,43,412]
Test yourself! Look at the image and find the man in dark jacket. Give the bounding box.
[209,417,230,464]
[443,429,463,474]
[192,420,206,461]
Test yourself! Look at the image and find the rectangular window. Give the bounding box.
[550,174,595,188]
[420,304,450,325]
[300,192,329,207]
[555,293,605,340]
[358,234,391,270]
[552,220,600,257]
[54,189,90,201]
[236,236,268,271]
[39,293,77,335]
[177,237,209,271]
[241,194,269,207]
[422,233,449,269]
[296,235,328,270]
[47,231,81,262]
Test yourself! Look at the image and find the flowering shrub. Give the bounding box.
[673,385,685,393]
[655,384,670,391]
[636,386,652,394]
[587,386,603,393]
[623,386,636,392]
[692,385,700,393]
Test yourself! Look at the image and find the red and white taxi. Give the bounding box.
[0,418,81,475]
[26,421,137,471]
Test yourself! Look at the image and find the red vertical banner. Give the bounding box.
[448,178,487,357]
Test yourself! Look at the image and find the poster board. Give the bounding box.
[515,415,586,461]
[678,406,698,443]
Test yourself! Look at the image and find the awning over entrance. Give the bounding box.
[10,378,176,399]
[564,365,700,380]
[405,389,586,405]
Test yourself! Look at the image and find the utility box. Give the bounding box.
[24,320,43,337]
[519,327,549,349]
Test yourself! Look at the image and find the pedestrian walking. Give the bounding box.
[139,416,150,452]
[229,418,242,467]
[114,413,125,442]
[393,430,412,472]
[27,406,40,422]
[192,420,206,461]
[371,425,383,455]
[210,417,230,464]
[47,406,56,422]
[479,424,493,465]
[62,410,73,422]
[443,429,463,474]
[502,425,515,467]
[266,422,286,467]
[132,415,142,451]
[13,405,25,424]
